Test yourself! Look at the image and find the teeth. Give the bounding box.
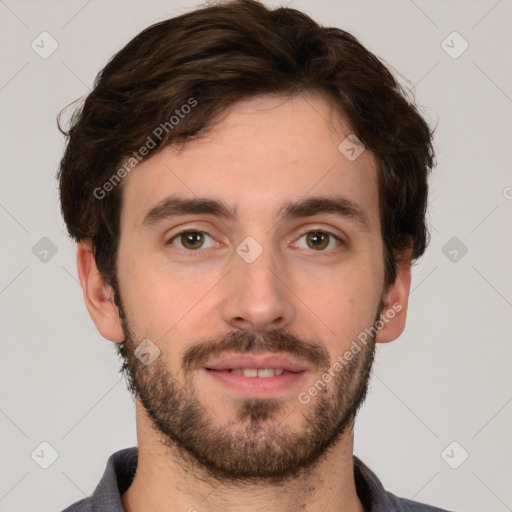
[257,368,275,378]
[230,368,285,377]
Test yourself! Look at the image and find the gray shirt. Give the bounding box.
[61,447,453,512]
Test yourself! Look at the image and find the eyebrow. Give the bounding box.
[142,195,237,227]
[141,194,371,231]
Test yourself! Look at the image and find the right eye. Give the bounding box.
[166,230,217,251]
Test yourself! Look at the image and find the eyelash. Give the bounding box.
[166,229,344,253]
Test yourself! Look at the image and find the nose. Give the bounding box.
[220,244,295,335]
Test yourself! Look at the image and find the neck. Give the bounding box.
[122,401,365,512]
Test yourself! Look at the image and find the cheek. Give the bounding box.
[293,251,383,349]
[122,273,193,335]
[116,245,180,335]
[117,247,220,359]
[315,275,377,337]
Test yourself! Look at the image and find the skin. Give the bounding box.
[77,92,412,512]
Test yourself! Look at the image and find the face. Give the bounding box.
[104,93,399,481]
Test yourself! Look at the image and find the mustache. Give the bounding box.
[182,328,331,373]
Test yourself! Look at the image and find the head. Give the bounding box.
[58,0,434,482]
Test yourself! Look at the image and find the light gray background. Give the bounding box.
[1,1,511,511]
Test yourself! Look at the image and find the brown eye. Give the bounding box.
[169,231,215,251]
[295,231,341,251]
[307,231,328,250]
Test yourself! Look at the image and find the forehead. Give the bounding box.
[120,93,379,232]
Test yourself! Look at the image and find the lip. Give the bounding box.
[203,354,310,373]
[201,353,310,397]
[201,368,308,397]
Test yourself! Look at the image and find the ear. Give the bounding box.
[76,240,124,343]
[375,249,412,344]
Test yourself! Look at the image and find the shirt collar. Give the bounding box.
[85,447,411,512]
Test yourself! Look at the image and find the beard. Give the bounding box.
[116,298,380,484]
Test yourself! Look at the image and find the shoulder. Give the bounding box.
[384,492,454,512]
[60,447,138,512]
[60,498,95,512]
[353,456,454,512]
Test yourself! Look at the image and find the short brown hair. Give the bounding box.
[58,0,435,291]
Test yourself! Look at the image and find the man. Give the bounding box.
[58,1,449,510]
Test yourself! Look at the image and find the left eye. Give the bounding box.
[294,231,342,251]
[168,231,216,251]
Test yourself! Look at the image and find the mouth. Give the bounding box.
[201,354,310,396]
[209,368,290,377]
